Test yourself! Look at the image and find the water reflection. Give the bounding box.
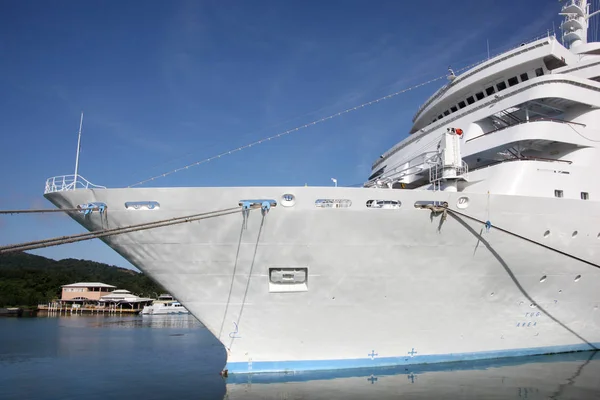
[88,314,205,329]
[1,315,600,399]
[225,352,600,400]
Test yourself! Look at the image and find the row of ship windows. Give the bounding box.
[554,190,589,200]
[431,67,545,124]
[314,200,439,208]
[314,199,402,208]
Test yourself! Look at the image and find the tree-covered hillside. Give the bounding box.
[0,252,164,307]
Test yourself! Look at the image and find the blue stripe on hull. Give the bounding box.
[226,350,600,385]
[226,342,600,375]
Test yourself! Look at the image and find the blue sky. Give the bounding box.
[0,0,566,269]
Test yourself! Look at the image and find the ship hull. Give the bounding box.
[44,187,600,374]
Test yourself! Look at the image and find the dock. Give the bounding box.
[37,303,141,315]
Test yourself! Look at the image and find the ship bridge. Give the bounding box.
[410,35,574,133]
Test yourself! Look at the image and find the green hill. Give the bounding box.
[0,252,164,307]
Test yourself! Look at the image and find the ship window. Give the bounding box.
[581,192,589,200]
[466,96,475,105]
[496,81,507,91]
[443,110,450,116]
[368,166,386,180]
[450,106,458,113]
[438,114,443,119]
[485,86,495,95]
[554,190,563,198]
[535,67,544,77]
[366,200,402,209]
[508,76,518,87]
[475,92,484,100]
[458,101,466,109]
[520,73,529,82]
[315,199,352,208]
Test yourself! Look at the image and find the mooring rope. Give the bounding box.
[444,206,600,270]
[0,207,87,214]
[0,206,252,254]
[228,213,266,351]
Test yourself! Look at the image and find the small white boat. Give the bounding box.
[141,294,190,315]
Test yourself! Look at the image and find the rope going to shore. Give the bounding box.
[0,206,251,254]
[444,206,600,270]
[0,207,85,214]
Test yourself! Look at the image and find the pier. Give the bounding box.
[38,303,141,315]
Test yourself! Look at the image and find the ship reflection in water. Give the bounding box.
[226,351,600,400]
[0,315,599,400]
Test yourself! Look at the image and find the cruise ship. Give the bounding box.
[42,1,600,375]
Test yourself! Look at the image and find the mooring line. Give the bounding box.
[0,206,249,254]
[445,206,600,270]
[228,214,266,350]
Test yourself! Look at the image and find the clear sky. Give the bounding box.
[0,0,567,269]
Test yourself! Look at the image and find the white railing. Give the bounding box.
[429,161,469,185]
[44,174,106,194]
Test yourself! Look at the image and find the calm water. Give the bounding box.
[1,314,599,400]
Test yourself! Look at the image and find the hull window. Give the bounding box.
[315,199,352,208]
[124,201,160,210]
[366,200,402,209]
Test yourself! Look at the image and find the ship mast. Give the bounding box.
[560,0,600,49]
[73,112,83,188]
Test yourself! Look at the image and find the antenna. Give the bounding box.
[74,112,84,188]
[559,0,595,49]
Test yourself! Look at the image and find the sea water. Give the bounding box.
[0,314,599,400]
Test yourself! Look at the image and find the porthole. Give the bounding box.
[456,196,469,209]
[574,275,582,282]
[540,275,547,283]
[281,193,296,207]
[572,231,578,238]
[543,230,550,238]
